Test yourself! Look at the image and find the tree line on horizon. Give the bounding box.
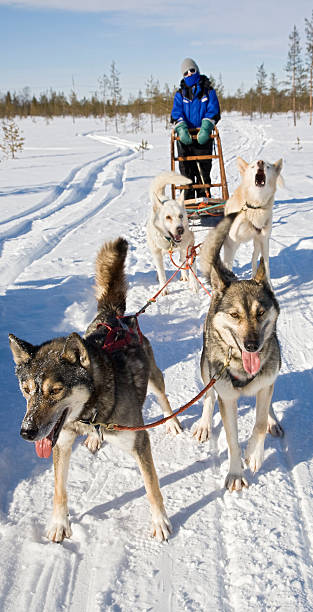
[1,15,313,128]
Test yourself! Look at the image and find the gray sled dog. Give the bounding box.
[147,171,198,295]
[193,214,283,491]
[223,157,283,286]
[9,238,182,543]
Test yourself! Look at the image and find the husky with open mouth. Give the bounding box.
[147,171,198,295]
[193,214,284,491]
[9,237,181,543]
[223,157,283,286]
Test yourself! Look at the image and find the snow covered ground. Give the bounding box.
[0,112,312,612]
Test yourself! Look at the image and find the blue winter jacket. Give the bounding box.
[171,75,220,129]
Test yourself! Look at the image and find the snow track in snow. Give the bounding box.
[0,141,137,293]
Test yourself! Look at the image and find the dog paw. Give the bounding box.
[267,421,284,438]
[46,517,72,543]
[151,510,172,542]
[225,473,249,492]
[245,443,264,473]
[165,416,182,436]
[161,288,169,296]
[84,432,101,453]
[190,283,199,294]
[192,422,211,443]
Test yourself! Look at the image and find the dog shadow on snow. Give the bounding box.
[235,235,313,297]
[75,366,313,536]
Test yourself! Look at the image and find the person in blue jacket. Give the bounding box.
[171,57,221,198]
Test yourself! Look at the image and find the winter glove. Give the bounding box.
[175,121,192,145]
[197,119,214,145]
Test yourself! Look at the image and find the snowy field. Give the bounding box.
[0,112,312,611]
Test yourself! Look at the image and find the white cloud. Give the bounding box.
[0,0,180,11]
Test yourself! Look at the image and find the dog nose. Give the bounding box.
[257,160,264,169]
[244,340,259,352]
[20,421,38,441]
[177,226,184,236]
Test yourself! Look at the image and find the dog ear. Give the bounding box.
[237,157,248,175]
[274,159,285,188]
[210,265,227,293]
[9,334,35,365]
[178,191,185,205]
[152,192,164,211]
[254,257,267,284]
[274,158,283,175]
[61,333,90,369]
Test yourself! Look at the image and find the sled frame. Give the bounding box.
[170,127,229,218]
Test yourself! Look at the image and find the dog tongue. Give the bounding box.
[35,438,52,459]
[242,351,260,375]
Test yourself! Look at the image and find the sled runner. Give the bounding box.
[170,127,229,219]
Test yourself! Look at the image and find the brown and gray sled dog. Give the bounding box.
[147,171,198,295]
[223,157,283,286]
[193,214,283,491]
[9,238,182,543]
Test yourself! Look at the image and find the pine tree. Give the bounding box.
[98,72,109,123]
[0,119,25,159]
[269,73,279,118]
[305,10,313,125]
[256,63,267,117]
[145,75,160,133]
[285,26,306,126]
[108,61,122,133]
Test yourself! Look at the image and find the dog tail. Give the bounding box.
[200,213,237,283]
[95,237,128,315]
[150,171,192,204]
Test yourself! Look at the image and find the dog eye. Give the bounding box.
[50,385,64,396]
[229,312,239,319]
[179,214,183,219]
[257,310,265,318]
[165,215,172,221]
[22,385,31,396]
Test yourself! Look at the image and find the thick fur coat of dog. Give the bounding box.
[223,157,283,285]
[193,214,283,491]
[147,171,198,295]
[9,238,182,542]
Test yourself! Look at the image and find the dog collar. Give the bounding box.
[228,370,257,388]
[164,235,179,249]
[242,202,266,211]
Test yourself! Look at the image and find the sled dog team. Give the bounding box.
[9,156,284,543]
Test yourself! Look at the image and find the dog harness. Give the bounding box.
[97,317,143,353]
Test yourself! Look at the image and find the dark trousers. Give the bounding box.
[177,139,213,197]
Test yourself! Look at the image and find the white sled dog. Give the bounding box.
[147,171,198,296]
[223,157,283,285]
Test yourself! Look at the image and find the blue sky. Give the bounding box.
[0,0,312,100]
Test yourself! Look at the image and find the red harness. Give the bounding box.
[97,317,143,353]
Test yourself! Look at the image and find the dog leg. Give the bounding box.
[133,432,172,541]
[193,354,215,442]
[223,237,237,271]
[84,428,102,453]
[245,384,273,473]
[179,248,188,283]
[267,403,284,437]
[193,386,215,442]
[46,428,76,542]
[259,237,272,287]
[147,352,182,435]
[153,249,168,295]
[219,397,248,491]
[188,257,199,293]
[251,240,261,276]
